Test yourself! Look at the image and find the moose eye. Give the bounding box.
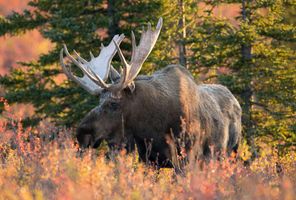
[109,102,120,111]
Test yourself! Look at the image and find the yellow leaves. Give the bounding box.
[64,160,79,181]
[20,187,33,200]
[0,103,295,199]
[0,141,295,199]
[130,189,142,200]
[0,190,19,200]
[34,190,44,200]
[238,140,252,161]
[1,187,44,200]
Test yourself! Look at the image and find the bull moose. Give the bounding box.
[60,18,242,168]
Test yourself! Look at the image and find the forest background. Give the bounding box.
[1,0,295,152]
[0,1,295,199]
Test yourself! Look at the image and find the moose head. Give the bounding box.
[60,18,163,151]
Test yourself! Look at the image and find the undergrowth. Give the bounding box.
[0,98,295,200]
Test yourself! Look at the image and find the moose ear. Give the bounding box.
[127,82,135,93]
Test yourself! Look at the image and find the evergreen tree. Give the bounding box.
[0,0,162,126]
[189,0,296,149]
[152,0,201,70]
[154,0,296,149]
[0,0,295,149]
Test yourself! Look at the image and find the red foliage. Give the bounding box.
[0,0,52,75]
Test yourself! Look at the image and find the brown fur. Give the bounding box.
[76,65,242,168]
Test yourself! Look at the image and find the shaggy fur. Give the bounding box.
[76,65,242,168]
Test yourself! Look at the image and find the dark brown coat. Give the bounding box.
[77,65,242,167]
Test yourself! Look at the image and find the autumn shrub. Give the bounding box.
[0,98,295,200]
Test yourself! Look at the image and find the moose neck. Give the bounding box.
[121,65,202,139]
[122,67,188,140]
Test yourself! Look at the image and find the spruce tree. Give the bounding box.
[0,0,295,149]
[189,0,296,149]
[0,0,162,126]
[156,0,296,149]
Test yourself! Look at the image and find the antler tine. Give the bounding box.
[110,18,163,92]
[128,18,163,81]
[156,17,163,29]
[63,44,84,69]
[113,40,129,69]
[61,34,126,95]
[60,49,102,95]
[131,31,137,60]
[112,40,131,86]
[85,64,110,89]
[73,50,88,64]
[147,22,152,31]
[63,44,109,89]
[60,48,74,78]
[89,51,95,59]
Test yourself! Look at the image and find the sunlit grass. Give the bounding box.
[1,98,295,200]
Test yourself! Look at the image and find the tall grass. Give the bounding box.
[0,98,295,200]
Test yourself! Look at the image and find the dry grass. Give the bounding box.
[0,98,295,200]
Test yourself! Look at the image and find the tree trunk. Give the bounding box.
[241,0,257,157]
[107,0,120,37]
[178,0,187,68]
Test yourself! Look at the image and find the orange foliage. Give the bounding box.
[0,31,52,75]
[0,0,29,15]
[0,0,52,75]
[0,98,295,200]
[198,3,240,25]
[212,3,240,25]
[0,0,52,119]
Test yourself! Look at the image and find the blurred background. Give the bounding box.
[0,0,52,119]
[0,0,295,153]
[0,0,52,75]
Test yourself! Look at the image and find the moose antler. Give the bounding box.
[110,17,163,92]
[61,18,163,96]
[60,34,125,95]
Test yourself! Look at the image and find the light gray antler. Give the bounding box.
[60,34,125,95]
[111,18,163,92]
